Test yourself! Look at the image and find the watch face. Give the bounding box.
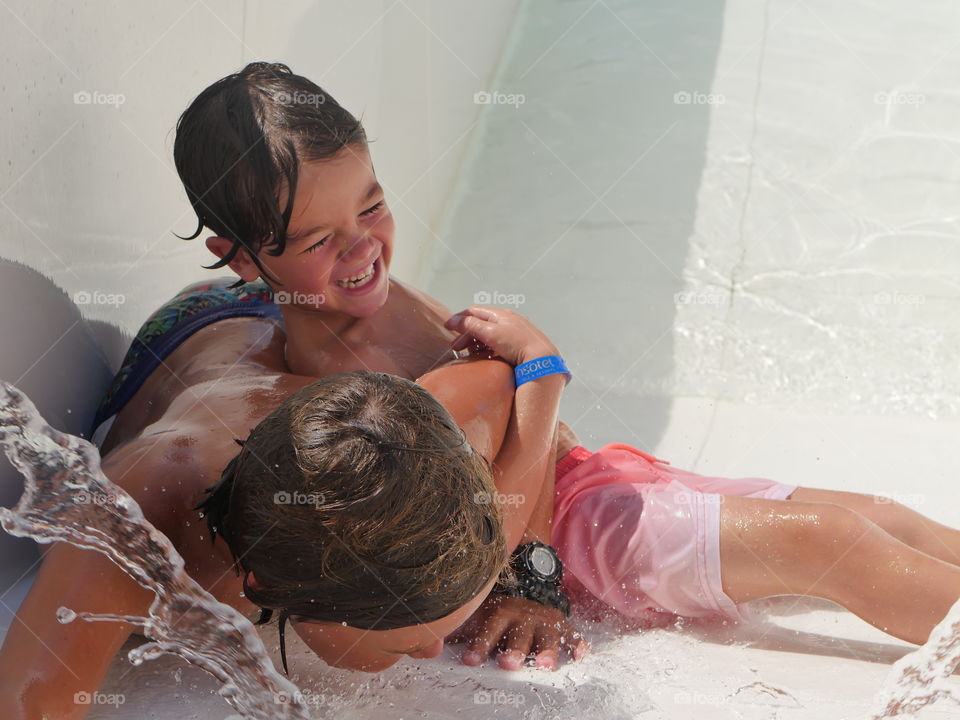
[529,546,558,577]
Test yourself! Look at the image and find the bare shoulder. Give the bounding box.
[388,275,454,322]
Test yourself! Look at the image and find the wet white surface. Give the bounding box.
[1,587,951,719]
[420,0,960,717]
[5,0,960,717]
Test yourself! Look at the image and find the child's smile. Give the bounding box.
[275,145,395,317]
[208,143,395,323]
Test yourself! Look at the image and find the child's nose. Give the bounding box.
[408,639,444,659]
[337,233,373,261]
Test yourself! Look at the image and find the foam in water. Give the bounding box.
[870,595,960,718]
[0,381,310,719]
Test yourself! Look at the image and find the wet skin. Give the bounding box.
[0,144,585,718]
[83,314,523,668]
[94,144,584,672]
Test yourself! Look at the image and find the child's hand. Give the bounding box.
[443,306,559,367]
[445,593,590,671]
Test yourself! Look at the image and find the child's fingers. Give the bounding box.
[462,614,511,666]
[459,314,500,343]
[444,312,478,335]
[446,316,498,351]
[443,306,501,330]
[563,629,591,662]
[443,310,468,329]
[530,625,561,670]
[497,621,535,671]
[465,305,500,322]
[450,332,472,351]
[443,307,483,327]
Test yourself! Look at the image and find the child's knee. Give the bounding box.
[771,503,872,588]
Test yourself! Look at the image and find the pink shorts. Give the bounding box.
[551,443,799,624]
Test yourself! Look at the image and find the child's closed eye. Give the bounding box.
[304,201,385,253]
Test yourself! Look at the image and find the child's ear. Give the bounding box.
[205,236,262,283]
[246,569,263,590]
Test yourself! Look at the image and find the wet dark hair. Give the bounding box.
[173,61,369,288]
[194,371,507,673]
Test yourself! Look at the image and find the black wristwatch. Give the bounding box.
[493,542,571,616]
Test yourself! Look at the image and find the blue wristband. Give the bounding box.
[514,355,571,387]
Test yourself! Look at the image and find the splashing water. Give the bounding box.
[870,596,960,718]
[5,375,960,719]
[0,382,310,719]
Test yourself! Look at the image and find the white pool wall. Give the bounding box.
[426,0,960,527]
[0,0,520,339]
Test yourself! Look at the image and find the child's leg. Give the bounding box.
[788,487,960,567]
[719,495,960,645]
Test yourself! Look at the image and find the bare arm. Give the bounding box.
[429,306,568,551]
[416,357,514,465]
[486,374,565,550]
[518,421,582,545]
[416,354,566,551]
[0,443,170,719]
[0,544,154,719]
[517,422,559,545]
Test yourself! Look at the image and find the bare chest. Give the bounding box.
[316,303,459,380]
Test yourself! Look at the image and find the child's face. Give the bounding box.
[290,574,497,672]
[229,144,395,318]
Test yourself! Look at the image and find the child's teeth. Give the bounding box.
[336,263,375,288]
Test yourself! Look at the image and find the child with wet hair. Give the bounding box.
[195,370,509,673]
